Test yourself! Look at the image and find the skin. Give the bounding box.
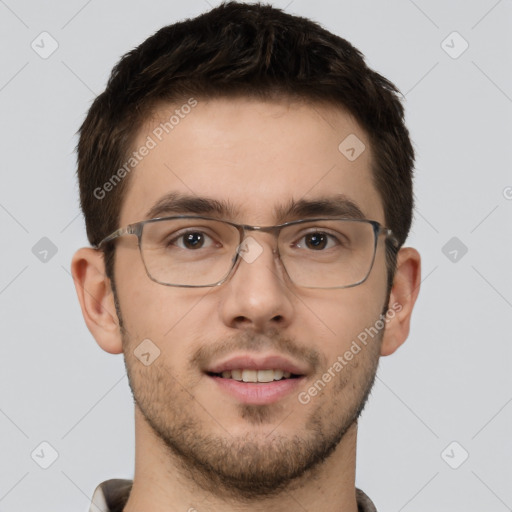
[72,97,421,512]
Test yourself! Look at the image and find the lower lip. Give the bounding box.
[208,375,306,405]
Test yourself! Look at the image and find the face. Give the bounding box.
[113,97,390,497]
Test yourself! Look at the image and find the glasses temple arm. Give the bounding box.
[97,226,132,248]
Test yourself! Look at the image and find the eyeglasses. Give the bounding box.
[97,215,397,289]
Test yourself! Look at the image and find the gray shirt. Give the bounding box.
[88,479,378,511]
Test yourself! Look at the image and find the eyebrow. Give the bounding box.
[144,192,366,224]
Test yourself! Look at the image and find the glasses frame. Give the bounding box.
[97,215,398,289]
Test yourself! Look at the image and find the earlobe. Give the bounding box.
[71,247,123,354]
[380,247,421,357]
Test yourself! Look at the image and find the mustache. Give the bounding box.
[190,328,322,372]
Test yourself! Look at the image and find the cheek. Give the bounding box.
[299,274,388,362]
[116,274,214,376]
[114,247,200,340]
[121,286,208,340]
[326,291,382,335]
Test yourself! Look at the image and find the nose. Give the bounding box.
[218,234,295,332]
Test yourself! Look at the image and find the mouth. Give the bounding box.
[207,369,300,382]
[204,355,308,404]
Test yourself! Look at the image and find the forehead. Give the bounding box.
[118,97,384,226]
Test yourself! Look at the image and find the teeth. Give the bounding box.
[273,369,284,380]
[217,369,294,382]
[231,369,243,381]
[242,369,258,382]
[257,369,274,382]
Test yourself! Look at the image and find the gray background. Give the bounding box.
[1,1,511,511]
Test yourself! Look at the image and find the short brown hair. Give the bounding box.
[77,1,415,290]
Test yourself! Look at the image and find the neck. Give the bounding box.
[123,407,360,512]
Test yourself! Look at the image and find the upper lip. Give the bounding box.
[205,354,309,376]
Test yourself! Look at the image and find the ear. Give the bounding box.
[71,247,123,354]
[380,247,421,357]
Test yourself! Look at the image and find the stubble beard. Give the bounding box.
[122,328,382,501]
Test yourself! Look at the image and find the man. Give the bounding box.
[71,2,421,511]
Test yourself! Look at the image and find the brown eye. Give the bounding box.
[182,232,205,249]
[295,231,339,251]
[167,230,216,250]
[304,233,329,250]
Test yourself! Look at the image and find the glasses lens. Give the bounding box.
[139,217,377,288]
[279,220,377,288]
[140,218,239,286]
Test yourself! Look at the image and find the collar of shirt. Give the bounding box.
[88,479,378,512]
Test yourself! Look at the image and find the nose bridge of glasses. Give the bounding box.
[240,224,281,253]
[231,224,290,288]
